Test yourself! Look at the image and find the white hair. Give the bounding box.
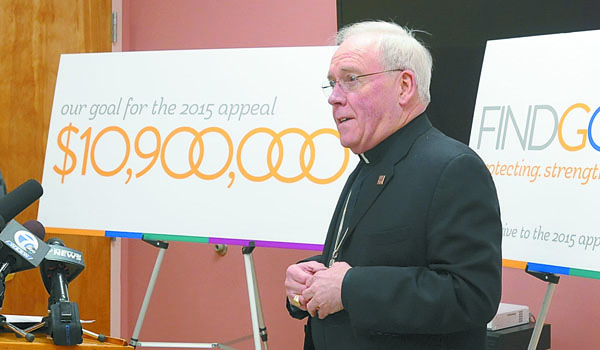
[336,21,432,105]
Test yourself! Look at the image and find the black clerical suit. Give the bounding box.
[0,169,6,197]
[288,113,502,350]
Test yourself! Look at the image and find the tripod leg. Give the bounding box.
[242,244,268,350]
[1,319,35,342]
[527,282,556,350]
[248,253,268,346]
[130,244,168,347]
[23,321,46,333]
[83,328,107,342]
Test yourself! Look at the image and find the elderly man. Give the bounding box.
[285,21,502,350]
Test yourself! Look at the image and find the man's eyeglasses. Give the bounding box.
[321,69,404,98]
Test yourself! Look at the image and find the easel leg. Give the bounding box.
[130,240,169,347]
[128,239,265,350]
[242,242,268,350]
[526,265,559,350]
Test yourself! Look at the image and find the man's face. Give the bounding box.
[327,35,403,154]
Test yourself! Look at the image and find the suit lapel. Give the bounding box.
[321,161,363,259]
[346,159,394,234]
[345,115,433,237]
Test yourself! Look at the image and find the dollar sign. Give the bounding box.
[53,122,79,184]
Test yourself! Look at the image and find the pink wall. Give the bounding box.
[121,1,336,349]
[120,1,600,349]
[501,269,600,349]
[123,0,335,51]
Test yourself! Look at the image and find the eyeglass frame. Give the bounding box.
[321,68,405,97]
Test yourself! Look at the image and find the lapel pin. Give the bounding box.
[377,175,386,185]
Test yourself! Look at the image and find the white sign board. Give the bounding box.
[469,30,600,276]
[39,46,356,250]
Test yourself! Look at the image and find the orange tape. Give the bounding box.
[502,259,527,269]
[45,227,105,237]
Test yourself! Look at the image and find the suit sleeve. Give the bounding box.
[340,153,502,335]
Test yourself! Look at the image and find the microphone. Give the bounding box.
[0,179,43,231]
[23,220,46,241]
[40,238,85,345]
[40,238,85,304]
[0,220,50,308]
[0,220,50,275]
[0,219,46,282]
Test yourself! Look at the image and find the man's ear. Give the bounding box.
[398,70,418,105]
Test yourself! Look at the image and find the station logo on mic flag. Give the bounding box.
[15,230,41,255]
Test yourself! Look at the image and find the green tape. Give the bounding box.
[569,268,600,280]
[142,234,209,243]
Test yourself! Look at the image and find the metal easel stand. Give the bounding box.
[525,264,560,350]
[242,242,268,350]
[129,239,268,350]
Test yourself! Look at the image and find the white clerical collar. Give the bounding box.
[359,153,370,164]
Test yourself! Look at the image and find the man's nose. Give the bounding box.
[328,84,346,105]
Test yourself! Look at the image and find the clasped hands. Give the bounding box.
[285,260,351,319]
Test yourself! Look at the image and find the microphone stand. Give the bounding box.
[21,314,108,343]
[9,261,107,345]
[0,315,35,342]
[0,264,35,342]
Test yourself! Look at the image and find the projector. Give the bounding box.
[487,303,529,331]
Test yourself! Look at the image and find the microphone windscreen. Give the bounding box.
[46,237,65,246]
[23,220,46,240]
[0,179,43,224]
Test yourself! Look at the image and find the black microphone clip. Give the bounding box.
[40,238,85,346]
